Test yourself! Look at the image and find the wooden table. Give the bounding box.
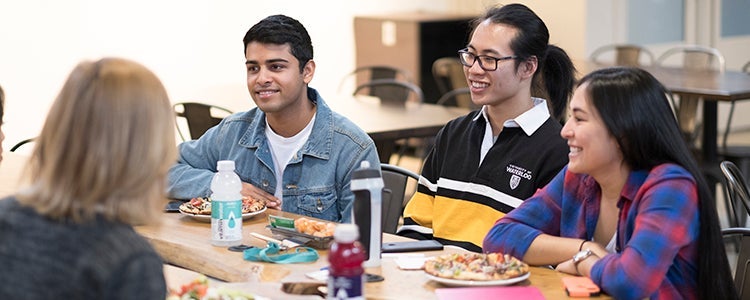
[328,96,471,162]
[579,61,750,164]
[137,210,607,299]
[0,151,606,299]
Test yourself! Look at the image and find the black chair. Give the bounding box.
[721,161,750,229]
[9,138,35,152]
[353,78,424,106]
[381,163,419,234]
[722,227,750,299]
[173,102,233,141]
[340,65,413,103]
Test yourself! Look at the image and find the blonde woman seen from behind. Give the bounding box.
[0,84,5,162]
[0,58,176,299]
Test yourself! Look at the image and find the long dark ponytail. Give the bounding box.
[474,3,576,121]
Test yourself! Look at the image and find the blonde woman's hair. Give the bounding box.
[0,84,4,121]
[18,57,176,225]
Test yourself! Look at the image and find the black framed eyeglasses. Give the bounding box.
[457,48,518,71]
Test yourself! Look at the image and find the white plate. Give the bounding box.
[179,206,267,223]
[425,271,530,287]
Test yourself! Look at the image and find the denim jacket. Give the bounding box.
[167,87,380,222]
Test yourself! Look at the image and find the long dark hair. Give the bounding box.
[580,67,737,299]
[473,3,576,121]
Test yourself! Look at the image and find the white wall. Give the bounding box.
[3,1,742,153]
[0,0,455,151]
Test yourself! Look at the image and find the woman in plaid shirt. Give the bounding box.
[483,67,736,299]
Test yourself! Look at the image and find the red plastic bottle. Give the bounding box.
[327,224,365,300]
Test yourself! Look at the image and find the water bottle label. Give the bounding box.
[211,199,242,241]
[327,275,364,300]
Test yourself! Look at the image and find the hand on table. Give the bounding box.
[555,240,605,277]
[241,182,281,209]
[555,259,578,275]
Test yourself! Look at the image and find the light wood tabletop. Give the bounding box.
[138,210,608,299]
[0,150,609,299]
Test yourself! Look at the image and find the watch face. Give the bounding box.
[573,249,592,263]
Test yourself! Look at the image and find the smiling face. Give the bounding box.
[464,20,533,107]
[561,83,624,179]
[245,42,314,116]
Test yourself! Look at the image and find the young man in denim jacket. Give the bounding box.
[167,15,379,223]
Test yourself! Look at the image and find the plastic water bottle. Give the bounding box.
[210,160,243,246]
[351,160,384,267]
[327,224,365,300]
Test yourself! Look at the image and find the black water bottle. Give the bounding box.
[351,161,384,267]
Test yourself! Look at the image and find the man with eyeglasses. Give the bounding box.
[398,3,575,252]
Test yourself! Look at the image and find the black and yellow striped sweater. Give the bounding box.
[401,107,568,252]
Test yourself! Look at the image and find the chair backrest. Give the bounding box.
[436,87,479,110]
[353,79,424,106]
[339,65,412,96]
[173,102,233,141]
[380,163,419,234]
[657,45,726,147]
[721,161,750,224]
[744,61,750,73]
[722,227,750,299]
[656,45,726,72]
[9,138,35,152]
[590,44,655,66]
[432,57,468,97]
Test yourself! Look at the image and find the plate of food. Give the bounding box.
[423,252,530,287]
[178,197,267,222]
[167,275,269,300]
[266,216,335,249]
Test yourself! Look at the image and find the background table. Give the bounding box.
[329,96,471,162]
[579,61,750,164]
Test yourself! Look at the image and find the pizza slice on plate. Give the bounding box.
[178,197,266,215]
[178,197,212,215]
[424,252,529,281]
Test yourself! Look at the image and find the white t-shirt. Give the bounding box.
[265,114,316,199]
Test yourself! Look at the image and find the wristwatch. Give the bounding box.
[572,248,594,265]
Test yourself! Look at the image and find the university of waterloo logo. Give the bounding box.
[506,164,532,190]
[510,175,521,190]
